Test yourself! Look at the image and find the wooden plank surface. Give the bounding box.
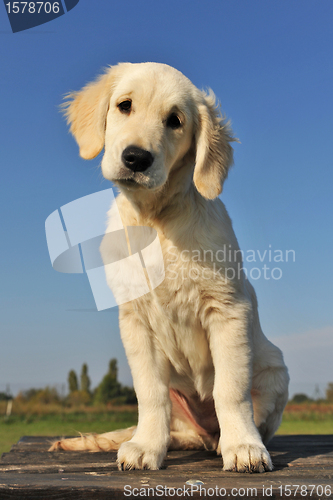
[0,435,332,499]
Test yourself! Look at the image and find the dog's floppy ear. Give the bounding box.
[193,90,235,200]
[62,67,119,160]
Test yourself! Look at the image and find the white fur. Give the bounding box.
[50,63,289,473]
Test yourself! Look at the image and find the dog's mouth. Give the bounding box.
[111,164,165,192]
[115,178,143,190]
[112,165,155,190]
[117,178,138,185]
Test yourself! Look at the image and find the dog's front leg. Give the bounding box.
[208,304,273,473]
[117,312,171,470]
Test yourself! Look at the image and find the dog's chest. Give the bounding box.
[143,261,215,398]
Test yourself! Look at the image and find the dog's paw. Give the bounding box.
[117,441,166,470]
[222,443,273,473]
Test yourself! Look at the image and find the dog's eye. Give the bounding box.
[118,100,132,113]
[166,113,182,129]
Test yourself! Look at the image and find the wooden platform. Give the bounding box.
[0,435,332,499]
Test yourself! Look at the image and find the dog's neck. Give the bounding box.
[116,155,208,235]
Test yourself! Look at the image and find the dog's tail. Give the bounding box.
[48,426,136,452]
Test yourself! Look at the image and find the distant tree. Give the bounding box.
[0,385,13,401]
[80,363,91,394]
[67,390,91,406]
[15,388,39,402]
[33,387,60,404]
[15,387,60,404]
[109,359,118,379]
[325,383,333,402]
[291,393,312,404]
[121,385,137,405]
[0,392,11,401]
[68,370,78,394]
[94,359,122,404]
[23,388,40,400]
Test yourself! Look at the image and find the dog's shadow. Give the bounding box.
[163,435,332,472]
[267,434,332,471]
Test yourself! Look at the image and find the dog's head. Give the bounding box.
[64,62,234,200]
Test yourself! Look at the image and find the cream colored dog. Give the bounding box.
[50,62,289,473]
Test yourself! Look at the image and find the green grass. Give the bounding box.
[277,419,333,435]
[0,412,137,456]
[1,404,333,457]
[277,405,333,435]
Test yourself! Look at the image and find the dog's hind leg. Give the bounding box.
[251,341,289,444]
[246,280,289,445]
[49,391,220,453]
[49,426,136,452]
[49,425,218,453]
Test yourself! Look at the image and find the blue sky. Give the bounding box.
[0,0,332,399]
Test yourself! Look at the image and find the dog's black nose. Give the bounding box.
[122,146,154,172]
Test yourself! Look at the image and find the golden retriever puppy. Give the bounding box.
[50,62,289,473]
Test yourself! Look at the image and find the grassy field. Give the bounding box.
[276,402,333,435]
[0,411,138,456]
[1,402,332,456]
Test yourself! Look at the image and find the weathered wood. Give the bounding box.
[0,435,332,499]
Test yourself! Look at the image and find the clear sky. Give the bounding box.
[1,0,332,399]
